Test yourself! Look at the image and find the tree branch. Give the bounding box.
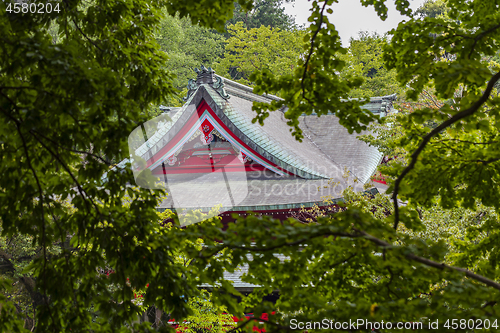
[0,249,15,272]
[468,23,500,59]
[30,131,102,217]
[198,232,359,259]
[392,70,500,230]
[70,17,103,53]
[208,227,500,293]
[30,129,113,166]
[477,158,500,165]
[300,0,328,104]
[355,229,500,291]
[438,139,499,145]
[11,120,57,324]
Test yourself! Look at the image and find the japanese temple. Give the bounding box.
[125,66,395,224]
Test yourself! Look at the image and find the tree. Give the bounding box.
[215,22,304,84]
[176,290,237,333]
[240,0,500,330]
[415,0,450,19]
[226,0,296,32]
[0,0,252,331]
[155,12,225,104]
[0,221,63,329]
[361,97,497,262]
[341,31,406,99]
[3,0,500,332]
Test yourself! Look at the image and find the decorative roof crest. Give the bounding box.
[381,93,397,114]
[194,65,215,84]
[183,65,230,101]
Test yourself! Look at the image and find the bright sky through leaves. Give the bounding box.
[284,0,426,45]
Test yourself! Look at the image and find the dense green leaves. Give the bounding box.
[415,0,450,18]
[226,0,296,31]
[155,12,225,105]
[216,22,304,84]
[163,0,253,31]
[3,0,500,332]
[251,0,374,140]
[1,0,194,331]
[177,290,236,332]
[341,32,407,99]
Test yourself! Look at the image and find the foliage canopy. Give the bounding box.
[2,0,500,332]
[225,0,296,32]
[216,22,304,84]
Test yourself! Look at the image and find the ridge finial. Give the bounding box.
[183,66,230,101]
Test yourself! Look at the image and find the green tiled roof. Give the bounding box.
[204,86,344,180]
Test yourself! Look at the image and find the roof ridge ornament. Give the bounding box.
[194,65,215,84]
[212,76,230,99]
[380,93,397,114]
[183,65,230,101]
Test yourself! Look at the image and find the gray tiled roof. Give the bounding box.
[219,90,349,181]
[132,92,198,161]
[299,115,383,183]
[157,172,365,211]
[217,75,283,103]
[219,76,392,183]
[127,74,393,211]
[201,253,289,290]
[217,79,388,183]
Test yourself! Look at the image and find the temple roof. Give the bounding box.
[126,67,395,212]
[219,75,395,183]
[202,253,289,292]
